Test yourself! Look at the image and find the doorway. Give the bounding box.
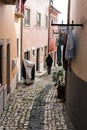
[7,44,10,94]
[0,45,3,86]
[36,48,40,71]
[24,51,30,60]
[44,46,47,68]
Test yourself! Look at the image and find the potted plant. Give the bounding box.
[52,69,65,102]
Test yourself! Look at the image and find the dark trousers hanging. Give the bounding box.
[57,45,62,66]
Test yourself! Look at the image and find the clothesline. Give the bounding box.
[56,27,75,71]
[51,23,83,27]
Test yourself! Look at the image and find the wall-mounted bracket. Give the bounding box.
[51,23,83,27]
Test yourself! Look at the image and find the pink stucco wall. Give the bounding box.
[49,9,58,52]
[23,0,49,71]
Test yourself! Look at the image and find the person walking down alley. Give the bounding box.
[46,53,53,74]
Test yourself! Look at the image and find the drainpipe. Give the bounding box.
[48,2,50,53]
[20,17,23,80]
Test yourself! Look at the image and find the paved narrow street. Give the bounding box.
[0,69,75,130]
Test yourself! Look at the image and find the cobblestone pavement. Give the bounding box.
[0,69,75,130]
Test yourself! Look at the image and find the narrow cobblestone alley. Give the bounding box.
[0,69,75,130]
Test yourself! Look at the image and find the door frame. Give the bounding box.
[36,48,40,71]
[0,39,4,87]
[6,39,10,94]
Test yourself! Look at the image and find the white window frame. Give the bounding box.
[24,8,30,27]
[45,15,48,28]
[32,48,35,57]
[36,13,41,27]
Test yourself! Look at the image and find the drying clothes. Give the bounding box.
[56,33,66,47]
[56,36,59,47]
[62,34,68,71]
[57,44,62,66]
[63,44,68,71]
[65,27,74,61]
[62,33,67,45]
[56,34,63,66]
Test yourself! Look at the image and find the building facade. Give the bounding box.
[0,1,17,113]
[49,6,60,66]
[23,0,49,72]
[66,0,87,130]
[0,0,24,114]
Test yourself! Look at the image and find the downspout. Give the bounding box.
[20,17,23,80]
[48,3,50,53]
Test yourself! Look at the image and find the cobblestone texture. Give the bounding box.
[0,69,75,130]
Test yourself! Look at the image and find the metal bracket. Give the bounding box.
[51,23,83,27]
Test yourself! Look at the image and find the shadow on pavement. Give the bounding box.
[27,84,52,130]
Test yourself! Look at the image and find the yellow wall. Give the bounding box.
[0,4,17,86]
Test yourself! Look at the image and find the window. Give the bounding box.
[36,13,41,27]
[24,51,30,60]
[24,52,28,59]
[24,8,30,26]
[41,47,43,52]
[32,49,35,57]
[45,16,48,28]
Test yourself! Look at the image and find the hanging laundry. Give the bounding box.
[57,43,62,66]
[56,32,66,66]
[62,34,68,71]
[21,0,27,13]
[56,34,65,47]
[56,33,63,66]
[16,0,27,13]
[61,33,67,46]
[65,27,74,61]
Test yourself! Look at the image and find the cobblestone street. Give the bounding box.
[0,69,75,130]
